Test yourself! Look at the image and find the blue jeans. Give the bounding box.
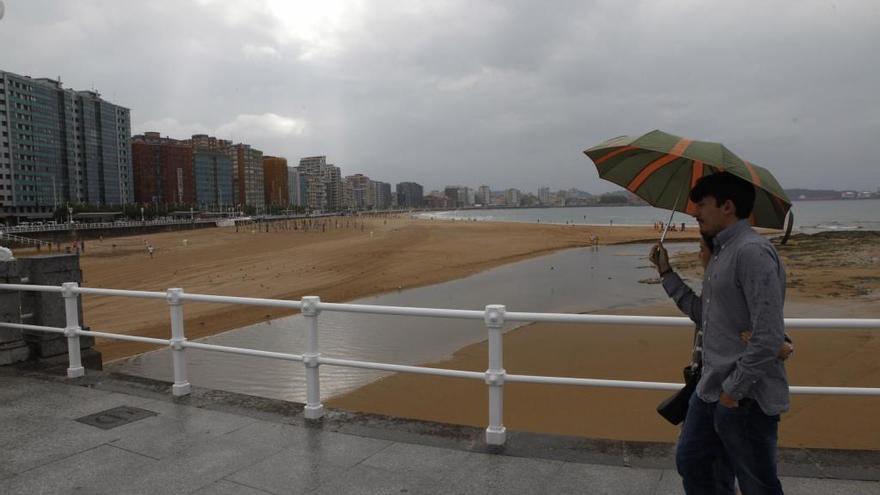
[676,393,783,495]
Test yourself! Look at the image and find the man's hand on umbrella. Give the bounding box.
[650,243,671,275]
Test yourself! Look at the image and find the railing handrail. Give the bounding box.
[1,282,877,446]
[3,283,878,329]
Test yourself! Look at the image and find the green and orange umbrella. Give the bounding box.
[583,130,792,237]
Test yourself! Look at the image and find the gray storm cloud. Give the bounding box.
[0,0,877,193]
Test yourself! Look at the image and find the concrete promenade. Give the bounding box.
[1,367,878,494]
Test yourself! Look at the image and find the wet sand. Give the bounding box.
[63,217,697,361]
[326,231,880,450]
[20,219,879,449]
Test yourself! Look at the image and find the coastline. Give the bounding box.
[325,230,880,450]
[17,218,879,448]
[63,217,698,362]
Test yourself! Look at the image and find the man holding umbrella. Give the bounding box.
[651,172,787,494]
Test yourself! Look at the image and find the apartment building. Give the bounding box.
[0,70,132,219]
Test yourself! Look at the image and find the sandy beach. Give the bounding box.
[19,219,879,449]
[70,217,696,361]
[326,230,880,450]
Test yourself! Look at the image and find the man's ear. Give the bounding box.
[721,199,737,217]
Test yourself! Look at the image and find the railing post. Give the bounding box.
[484,304,506,446]
[167,288,191,396]
[61,282,84,378]
[301,296,324,419]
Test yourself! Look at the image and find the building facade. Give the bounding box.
[231,143,265,212]
[186,134,233,210]
[477,185,491,206]
[297,156,327,212]
[287,167,306,209]
[396,181,423,208]
[297,156,343,212]
[0,70,132,219]
[322,163,343,211]
[343,174,371,210]
[537,187,550,205]
[131,132,194,206]
[505,188,521,206]
[444,186,473,208]
[262,156,289,209]
[373,180,392,210]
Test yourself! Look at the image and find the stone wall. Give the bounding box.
[0,254,100,368]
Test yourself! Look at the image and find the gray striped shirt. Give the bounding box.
[662,219,789,416]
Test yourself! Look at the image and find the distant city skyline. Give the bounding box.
[1,1,878,194]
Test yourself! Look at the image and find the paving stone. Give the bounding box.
[780,476,880,495]
[650,468,687,495]
[0,419,122,474]
[222,420,315,450]
[0,371,876,495]
[227,447,353,494]
[544,461,666,494]
[442,452,566,495]
[0,377,153,427]
[0,444,157,495]
[311,463,442,495]
[193,479,276,495]
[361,441,474,482]
[227,422,392,468]
[120,433,283,495]
[106,399,257,459]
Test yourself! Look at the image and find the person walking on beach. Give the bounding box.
[650,172,788,495]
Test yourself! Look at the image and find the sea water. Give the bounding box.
[419,199,880,233]
[110,243,691,402]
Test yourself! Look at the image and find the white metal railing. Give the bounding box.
[1,282,878,446]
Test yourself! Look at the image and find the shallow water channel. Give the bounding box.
[109,243,694,402]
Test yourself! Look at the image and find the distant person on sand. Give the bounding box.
[147,245,154,259]
[649,172,788,494]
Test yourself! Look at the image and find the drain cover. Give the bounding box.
[76,406,158,430]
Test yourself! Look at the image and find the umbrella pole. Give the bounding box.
[659,187,684,244]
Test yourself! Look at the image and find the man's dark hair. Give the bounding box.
[689,171,756,219]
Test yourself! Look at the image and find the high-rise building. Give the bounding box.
[186,134,233,210]
[322,163,343,211]
[262,156,288,209]
[505,188,521,206]
[396,182,423,208]
[231,143,264,212]
[538,187,550,205]
[444,186,464,208]
[344,174,371,210]
[477,185,491,205]
[297,156,328,212]
[465,187,475,206]
[373,180,392,210]
[287,167,306,208]
[297,156,344,212]
[131,132,194,206]
[0,70,132,219]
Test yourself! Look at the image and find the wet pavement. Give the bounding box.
[1,366,878,495]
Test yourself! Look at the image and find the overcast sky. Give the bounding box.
[1,0,878,193]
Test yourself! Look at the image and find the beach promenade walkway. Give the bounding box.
[2,367,878,495]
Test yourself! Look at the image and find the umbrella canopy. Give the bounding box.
[583,130,791,230]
